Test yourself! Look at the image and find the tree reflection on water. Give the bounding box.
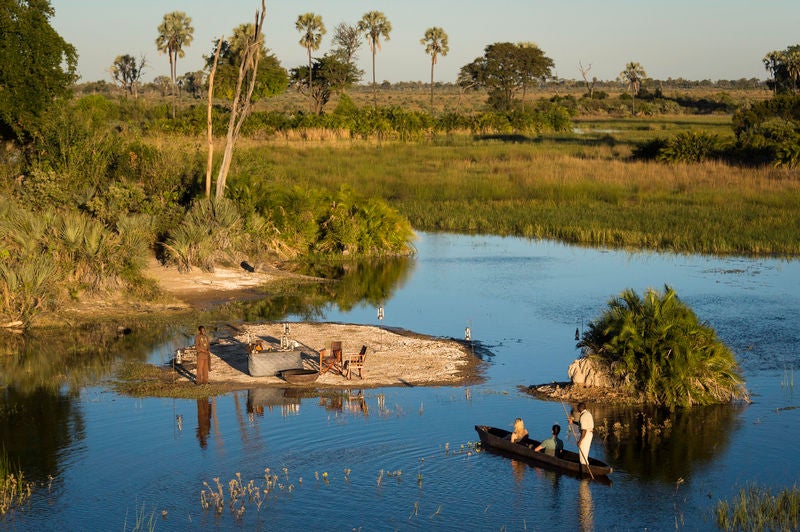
[592,403,746,482]
[0,323,170,482]
[230,256,414,322]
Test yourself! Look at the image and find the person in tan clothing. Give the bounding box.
[194,325,211,384]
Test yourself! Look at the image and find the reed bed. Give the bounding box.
[228,137,800,257]
[715,484,800,531]
[0,448,33,516]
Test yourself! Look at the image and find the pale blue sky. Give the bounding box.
[50,0,799,84]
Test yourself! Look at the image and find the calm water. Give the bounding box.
[2,232,799,530]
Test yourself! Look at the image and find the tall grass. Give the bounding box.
[716,484,800,531]
[227,135,800,256]
[0,447,33,516]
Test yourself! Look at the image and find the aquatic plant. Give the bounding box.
[0,448,33,515]
[715,483,800,531]
[578,285,748,408]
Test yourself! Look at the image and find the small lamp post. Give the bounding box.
[378,306,384,349]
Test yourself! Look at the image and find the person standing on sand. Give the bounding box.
[569,402,594,466]
[195,325,211,385]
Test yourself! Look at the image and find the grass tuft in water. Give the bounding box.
[715,483,800,531]
[0,447,34,516]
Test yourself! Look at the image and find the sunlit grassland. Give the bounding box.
[222,120,800,256]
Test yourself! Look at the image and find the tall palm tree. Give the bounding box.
[762,51,784,94]
[785,49,800,93]
[357,11,392,107]
[156,11,194,119]
[295,12,326,111]
[420,27,449,113]
[618,61,646,115]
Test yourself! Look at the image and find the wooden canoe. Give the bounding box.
[475,425,613,478]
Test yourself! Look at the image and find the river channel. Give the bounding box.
[2,232,798,530]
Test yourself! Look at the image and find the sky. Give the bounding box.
[49,0,800,85]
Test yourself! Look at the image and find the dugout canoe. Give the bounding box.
[475,425,613,478]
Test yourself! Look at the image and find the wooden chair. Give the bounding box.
[319,342,343,375]
[344,345,367,380]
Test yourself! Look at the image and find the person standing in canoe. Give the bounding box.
[194,325,211,385]
[569,402,594,465]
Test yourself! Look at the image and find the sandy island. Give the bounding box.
[145,260,484,388]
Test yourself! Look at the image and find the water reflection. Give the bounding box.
[196,398,212,449]
[246,388,301,418]
[0,324,164,482]
[578,479,594,532]
[593,403,745,481]
[231,256,414,321]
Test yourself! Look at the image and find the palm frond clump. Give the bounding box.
[578,285,747,409]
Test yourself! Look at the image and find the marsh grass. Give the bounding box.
[123,500,157,532]
[112,360,230,399]
[0,447,33,516]
[228,130,800,256]
[715,484,800,531]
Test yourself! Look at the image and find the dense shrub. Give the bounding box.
[732,94,800,167]
[657,131,719,163]
[578,286,747,409]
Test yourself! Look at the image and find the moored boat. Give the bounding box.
[475,425,613,479]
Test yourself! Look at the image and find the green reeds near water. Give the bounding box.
[0,447,33,515]
[229,133,800,257]
[716,484,800,531]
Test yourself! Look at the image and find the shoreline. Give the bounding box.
[170,321,485,390]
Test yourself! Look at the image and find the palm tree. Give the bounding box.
[295,12,326,111]
[420,27,449,113]
[618,61,646,115]
[156,11,194,119]
[785,49,800,93]
[762,51,784,94]
[357,11,392,107]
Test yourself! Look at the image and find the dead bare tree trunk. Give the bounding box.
[215,0,266,199]
[578,61,594,98]
[205,35,223,198]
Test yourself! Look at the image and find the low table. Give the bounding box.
[248,349,304,377]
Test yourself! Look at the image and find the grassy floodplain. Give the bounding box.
[224,114,799,257]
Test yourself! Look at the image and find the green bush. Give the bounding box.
[578,285,747,409]
[657,131,719,163]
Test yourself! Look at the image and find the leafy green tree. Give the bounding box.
[152,75,171,97]
[296,12,326,111]
[420,27,449,112]
[155,11,194,118]
[357,11,392,107]
[0,0,77,142]
[332,22,362,67]
[578,286,747,409]
[110,54,146,98]
[458,42,554,111]
[290,54,360,115]
[618,61,647,114]
[516,42,551,106]
[205,24,288,102]
[178,70,205,99]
